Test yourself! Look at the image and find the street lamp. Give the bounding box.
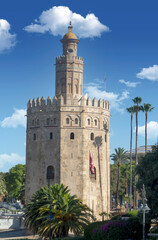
[139,184,150,240]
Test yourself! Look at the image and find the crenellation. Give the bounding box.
[92,97,97,107]
[41,96,46,106]
[87,97,92,106]
[32,98,36,107]
[37,97,41,106]
[98,99,102,108]
[47,96,51,105]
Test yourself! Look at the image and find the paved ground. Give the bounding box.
[0,229,40,239]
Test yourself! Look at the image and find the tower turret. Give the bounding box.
[55,24,83,100]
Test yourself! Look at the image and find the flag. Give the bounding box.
[104,74,106,82]
[89,153,95,174]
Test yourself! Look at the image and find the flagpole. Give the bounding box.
[89,151,91,221]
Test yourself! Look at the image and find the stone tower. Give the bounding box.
[25,24,110,219]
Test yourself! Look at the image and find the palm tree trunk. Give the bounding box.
[134,109,138,209]
[145,112,147,153]
[116,162,120,206]
[130,113,133,209]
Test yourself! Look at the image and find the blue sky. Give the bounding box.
[0,0,158,172]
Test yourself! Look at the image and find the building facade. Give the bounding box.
[25,25,110,218]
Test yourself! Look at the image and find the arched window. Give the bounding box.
[94,119,97,126]
[88,119,90,125]
[70,132,74,139]
[91,133,94,141]
[37,119,39,125]
[46,166,55,180]
[47,118,50,125]
[66,118,69,124]
[33,133,36,141]
[50,132,53,140]
[32,120,34,126]
[75,118,78,124]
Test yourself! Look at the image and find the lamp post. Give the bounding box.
[139,184,150,240]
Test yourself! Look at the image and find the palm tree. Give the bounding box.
[25,184,91,238]
[126,106,135,209]
[111,147,128,206]
[132,97,142,209]
[142,104,154,153]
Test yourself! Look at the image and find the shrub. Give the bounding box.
[128,209,138,217]
[84,217,150,240]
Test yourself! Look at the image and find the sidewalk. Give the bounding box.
[0,229,41,239]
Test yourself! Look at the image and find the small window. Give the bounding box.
[37,119,39,125]
[32,120,34,126]
[47,166,54,180]
[33,133,36,141]
[70,132,74,139]
[66,118,69,124]
[47,118,50,125]
[94,119,97,126]
[75,118,78,124]
[105,134,107,142]
[50,132,53,140]
[88,119,90,125]
[54,118,56,124]
[91,133,94,141]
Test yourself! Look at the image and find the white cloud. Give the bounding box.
[24,6,109,38]
[84,82,129,113]
[137,65,158,81]
[138,121,158,140]
[119,79,140,88]
[0,109,26,128]
[0,153,25,170]
[0,19,16,54]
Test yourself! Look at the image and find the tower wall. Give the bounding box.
[25,96,110,218]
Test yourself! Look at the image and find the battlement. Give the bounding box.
[27,95,110,112]
[56,55,83,62]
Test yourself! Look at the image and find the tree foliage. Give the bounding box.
[110,162,135,204]
[0,173,7,201]
[25,184,92,238]
[136,145,158,218]
[4,164,25,201]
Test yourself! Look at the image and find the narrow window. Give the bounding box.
[105,134,107,142]
[46,166,54,180]
[91,133,94,141]
[33,133,36,141]
[94,119,97,126]
[37,119,39,125]
[32,120,34,126]
[75,84,78,94]
[66,118,69,124]
[75,118,78,124]
[88,119,90,125]
[70,132,74,139]
[47,118,50,125]
[54,118,56,124]
[50,132,53,140]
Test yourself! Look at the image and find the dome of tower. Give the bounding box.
[63,25,78,40]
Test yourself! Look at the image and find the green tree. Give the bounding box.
[25,184,92,238]
[127,106,135,209]
[136,145,158,218]
[142,103,154,153]
[4,164,25,201]
[111,162,135,206]
[0,173,7,201]
[111,148,128,206]
[132,97,142,209]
